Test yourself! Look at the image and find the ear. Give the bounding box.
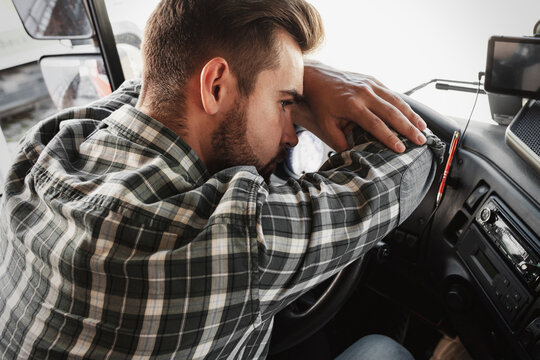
[200,57,233,115]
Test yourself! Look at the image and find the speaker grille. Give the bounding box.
[509,101,540,157]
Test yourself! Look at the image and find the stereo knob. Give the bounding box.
[480,207,495,223]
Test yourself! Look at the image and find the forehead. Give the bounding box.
[254,30,304,95]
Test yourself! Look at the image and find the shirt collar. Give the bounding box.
[103,104,210,186]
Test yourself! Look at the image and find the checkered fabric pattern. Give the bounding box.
[0,80,442,359]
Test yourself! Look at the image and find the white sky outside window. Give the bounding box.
[306,0,540,123]
[104,0,540,123]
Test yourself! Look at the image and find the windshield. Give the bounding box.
[104,0,540,124]
[107,0,510,180]
[307,0,540,124]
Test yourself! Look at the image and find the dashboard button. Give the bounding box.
[465,185,489,211]
[480,208,493,222]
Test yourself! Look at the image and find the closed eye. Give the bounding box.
[280,99,294,111]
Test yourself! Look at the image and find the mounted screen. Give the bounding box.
[485,36,540,100]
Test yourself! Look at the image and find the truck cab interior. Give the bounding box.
[1,1,539,359]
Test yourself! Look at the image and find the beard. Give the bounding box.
[210,99,286,183]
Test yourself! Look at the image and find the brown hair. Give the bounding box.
[140,0,324,119]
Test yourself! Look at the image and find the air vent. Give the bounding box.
[506,99,540,173]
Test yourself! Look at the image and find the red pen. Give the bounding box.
[436,131,460,206]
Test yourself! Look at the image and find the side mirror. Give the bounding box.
[11,0,93,39]
[39,54,112,110]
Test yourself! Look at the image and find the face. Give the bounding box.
[211,31,304,182]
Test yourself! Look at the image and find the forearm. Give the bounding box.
[330,127,444,222]
[257,130,444,316]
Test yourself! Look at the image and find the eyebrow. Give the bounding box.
[280,90,306,104]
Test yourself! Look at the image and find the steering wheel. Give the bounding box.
[268,96,453,355]
[269,244,385,354]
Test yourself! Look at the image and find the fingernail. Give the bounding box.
[417,133,426,144]
[396,142,406,153]
[419,119,427,129]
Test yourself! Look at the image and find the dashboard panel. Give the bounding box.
[403,97,540,359]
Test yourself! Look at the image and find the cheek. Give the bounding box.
[246,108,283,159]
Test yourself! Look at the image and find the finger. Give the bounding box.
[355,110,407,153]
[372,98,426,146]
[339,94,406,151]
[324,119,349,152]
[344,93,422,148]
[362,90,426,146]
[371,85,427,131]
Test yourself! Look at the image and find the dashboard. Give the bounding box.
[395,96,540,359]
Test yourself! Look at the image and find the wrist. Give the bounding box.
[302,60,334,101]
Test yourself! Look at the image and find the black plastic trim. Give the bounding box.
[86,0,125,90]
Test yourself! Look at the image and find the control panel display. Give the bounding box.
[485,36,540,99]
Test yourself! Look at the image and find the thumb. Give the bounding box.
[325,122,349,152]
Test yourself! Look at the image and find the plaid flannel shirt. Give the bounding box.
[0,80,442,359]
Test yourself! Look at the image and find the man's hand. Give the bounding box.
[297,61,427,153]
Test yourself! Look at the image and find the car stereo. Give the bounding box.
[457,196,539,326]
[485,36,540,100]
[475,197,540,292]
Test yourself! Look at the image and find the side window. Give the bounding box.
[0,0,63,162]
[0,0,160,183]
[104,0,161,80]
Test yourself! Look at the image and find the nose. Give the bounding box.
[282,119,299,148]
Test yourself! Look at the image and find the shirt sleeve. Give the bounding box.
[255,128,444,318]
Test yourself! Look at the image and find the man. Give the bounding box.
[0,0,442,358]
